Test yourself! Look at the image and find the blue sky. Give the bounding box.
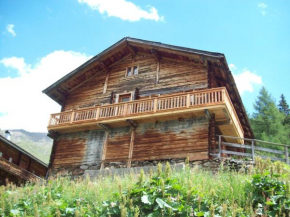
[0,0,289,132]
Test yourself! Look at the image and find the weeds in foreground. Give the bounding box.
[0,157,289,216]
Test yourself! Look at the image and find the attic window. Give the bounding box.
[126,66,138,77]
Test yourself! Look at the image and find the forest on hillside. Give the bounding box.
[250,87,290,146]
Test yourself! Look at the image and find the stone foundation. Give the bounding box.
[48,157,255,179]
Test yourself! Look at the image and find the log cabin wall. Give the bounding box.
[62,53,208,111]
[48,117,210,177]
[0,138,48,179]
[0,140,19,164]
[49,130,106,176]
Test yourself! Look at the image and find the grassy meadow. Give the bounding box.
[1,158,290,217]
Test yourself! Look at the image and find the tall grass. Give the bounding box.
[0,158,289,216]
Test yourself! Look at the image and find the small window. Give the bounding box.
[119,94,131,102]
[9,157,12,162]
[126,65,138,77]
[127,67,132,76]
[133,66,138,75]
[0,152,2,157]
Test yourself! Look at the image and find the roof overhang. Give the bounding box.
[0,135,48,167]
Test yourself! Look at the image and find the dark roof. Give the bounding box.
[0,135,48,167]
[43,37,225,94]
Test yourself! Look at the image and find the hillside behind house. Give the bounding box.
[0,129,52,164]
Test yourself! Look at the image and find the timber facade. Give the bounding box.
[43,37,253,177]
[0,135,48,185]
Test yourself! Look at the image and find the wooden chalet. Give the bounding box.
[0,133,48,185]
[43,37,253,176]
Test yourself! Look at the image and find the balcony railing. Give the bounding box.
[48,87,244,138]
[0,157,42,181]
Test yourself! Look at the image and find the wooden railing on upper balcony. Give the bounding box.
[48,87,244,137]
[0,157,43,181]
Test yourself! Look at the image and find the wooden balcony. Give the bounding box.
[0,157,42,181]
[48,87,244,139]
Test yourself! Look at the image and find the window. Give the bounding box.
[115,92,133,103]
[0,152,2,157]
[9,157,12,162]
[119,94,131,102]
[126,65,138,77]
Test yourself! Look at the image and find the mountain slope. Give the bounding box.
[1,129,52,164]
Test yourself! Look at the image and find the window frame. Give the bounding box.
[115,91,134,103]
[125,65,139,77]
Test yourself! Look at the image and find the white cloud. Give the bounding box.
[1,57,30,76]
[0,51,91,132]
[258,3,267,15]
[258,3,267,9]
[229,63,236,71]
[232,68,262,95]
[6,24,16,37]
[78,0,164,22]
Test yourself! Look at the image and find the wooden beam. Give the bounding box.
[216,119,232,126]
[222,108,230,120]
[156,60,160,84]
[127,44,137,56]
[100,131,109,169]
[126,119,138,128]
[98,123,111,131]
[68,69,100,93]
[151,48,161,61]
[127,127,135,168]
[100,61,110,73]
[103,72,109,93]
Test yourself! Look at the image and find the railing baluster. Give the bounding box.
[285,146,289,165]
[251,140,255,162]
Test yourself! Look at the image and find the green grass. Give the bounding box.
[0,158,290,216]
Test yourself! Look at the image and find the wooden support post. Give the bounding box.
[70,111,75,124]
[186,94,190,108]
[126,119,138,128]
[285,146,289,165]
[156,61,160,84]
[103,72,109,93]
[100,61,110,73]
[154,98,158,112]
[127,127,136,168]
[100,131,109,170]
[221,89,225,102]
[95,107,100,120]
[251,140,255,162]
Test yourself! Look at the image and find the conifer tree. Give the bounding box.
[278,94,289,116]
[251,87,289,145]
[278,94,290,127]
